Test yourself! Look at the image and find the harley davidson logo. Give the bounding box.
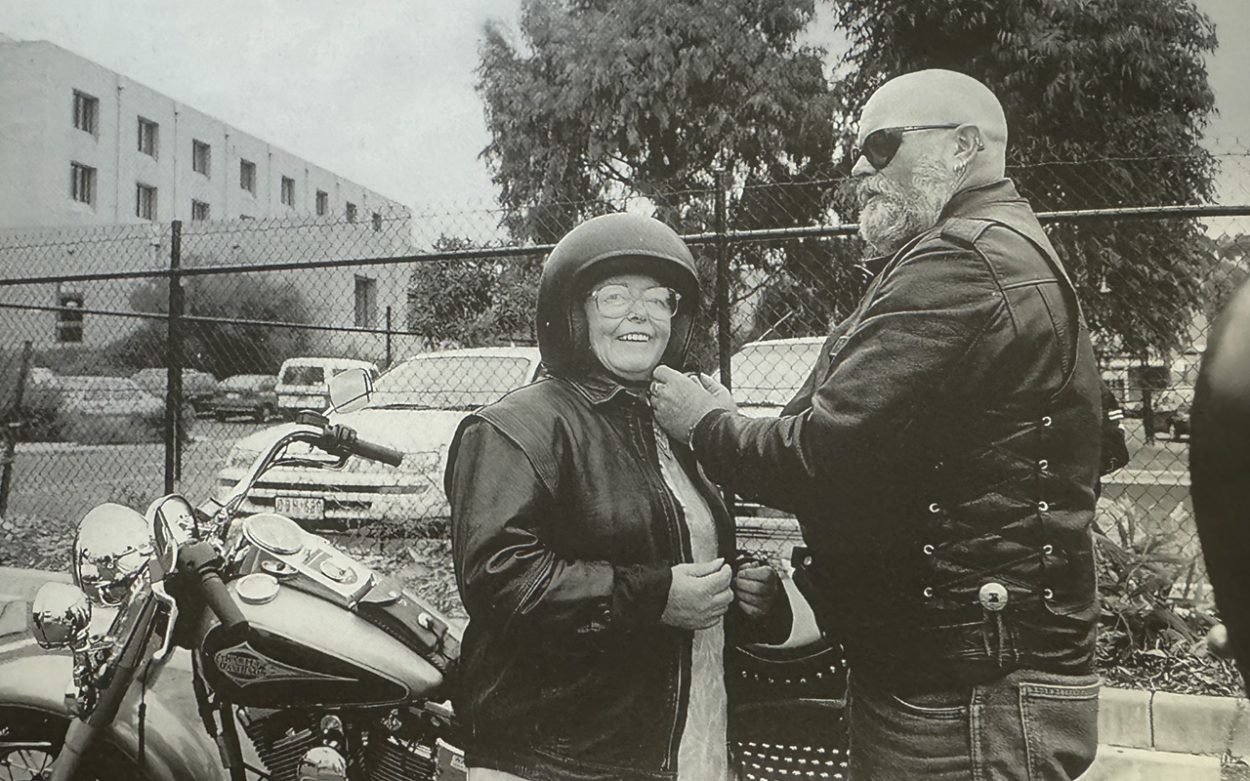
[213,642,355,688]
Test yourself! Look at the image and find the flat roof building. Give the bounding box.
[0,38,407,229]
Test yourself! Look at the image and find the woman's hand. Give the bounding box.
[661,558,733,630]
[733,559,783,619]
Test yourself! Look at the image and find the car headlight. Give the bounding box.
[226,446,258,471]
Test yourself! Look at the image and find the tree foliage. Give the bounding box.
[407,236,540,347]
[478,0,851,358]
[831,0,1220,357]
[119,259,312,378]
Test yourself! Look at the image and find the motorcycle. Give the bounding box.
[1,370,465,781]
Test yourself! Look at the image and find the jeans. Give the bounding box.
[847,668,1100,781]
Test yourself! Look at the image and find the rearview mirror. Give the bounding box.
[328,368,373,414]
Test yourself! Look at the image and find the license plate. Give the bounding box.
[275,495,324,520]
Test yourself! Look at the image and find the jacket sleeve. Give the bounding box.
[693,244,1004,497]
[448,419,673,653]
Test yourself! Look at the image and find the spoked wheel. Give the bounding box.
[0,707,139,780]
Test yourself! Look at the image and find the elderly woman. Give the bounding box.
[445,213,791,781]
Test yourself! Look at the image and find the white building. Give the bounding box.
[0,37,421,364]
[0,36,405,229]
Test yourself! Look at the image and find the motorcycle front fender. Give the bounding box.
[0,649,227,780]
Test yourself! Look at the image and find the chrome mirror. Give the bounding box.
[72,503,153,606]
[149,495,198,575]
[328,368,372,414]
[30,582,92,650]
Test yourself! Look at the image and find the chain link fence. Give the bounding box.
[3,146,1250,629]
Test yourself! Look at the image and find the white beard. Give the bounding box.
[857,159,960,256]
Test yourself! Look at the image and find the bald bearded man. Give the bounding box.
[651,70,1102,779]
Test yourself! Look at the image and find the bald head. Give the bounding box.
[858,69,1008,177]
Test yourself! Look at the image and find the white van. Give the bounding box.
[275,357,379,419]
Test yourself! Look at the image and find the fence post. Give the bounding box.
[714,169,732,390]
[385,305,393,370]
[165,221,184,494]
[0,340,33,517]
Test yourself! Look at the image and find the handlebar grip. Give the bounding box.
[199,569,249,636]
[353,437,404,467]
[178,542,249,636]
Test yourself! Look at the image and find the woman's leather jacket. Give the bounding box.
[445,372,789,781]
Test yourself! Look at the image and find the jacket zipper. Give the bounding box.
[643,414,693,772]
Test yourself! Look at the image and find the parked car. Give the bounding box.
[132,368,219,415]
[730,336,826,418]
[212,374,279,422]
[214,347,543,527]
[274,357,379,420]
[58,376,164,417]
[1146,386,1194,440]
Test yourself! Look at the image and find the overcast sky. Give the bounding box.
[1,0,1247,215]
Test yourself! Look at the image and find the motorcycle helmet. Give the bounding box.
[536,212,700,377]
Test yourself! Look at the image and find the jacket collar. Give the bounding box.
[563,370,650,407]
[938,177,1023,222]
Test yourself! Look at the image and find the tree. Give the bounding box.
[477,0,853,363]
[830,0,1219,358]
[119,260,312,378]
[407,236,541,347]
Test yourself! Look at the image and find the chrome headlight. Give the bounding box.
[30,582,92,650]
[72,503,153,606]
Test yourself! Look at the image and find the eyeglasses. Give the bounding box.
[854,124,960,171]
[588,285,682,320]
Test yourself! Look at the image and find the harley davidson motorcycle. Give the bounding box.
[0,371,465,780]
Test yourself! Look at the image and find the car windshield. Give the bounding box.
[282,366,324,385]
[730,340,824,406]
[370,355,534,410]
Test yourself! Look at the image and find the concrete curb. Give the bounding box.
[1097,684,1250,777]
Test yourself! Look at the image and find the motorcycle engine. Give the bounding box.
[240,708,447,781]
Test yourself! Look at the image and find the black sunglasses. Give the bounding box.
[854,124,960,171]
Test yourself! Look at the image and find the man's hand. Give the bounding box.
[650,365,729,445]
[661,558,733,630]
[733,560,783,620]
[695,372,737,415]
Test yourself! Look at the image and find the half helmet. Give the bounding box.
[536,213,700,377]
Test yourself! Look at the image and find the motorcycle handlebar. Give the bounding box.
[177,542,249,637]
[318,423,404,467]
[351,437,404,467]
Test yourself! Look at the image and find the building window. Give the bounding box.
[371,212,383,232]
[354,275,377,328]
[138,117,159,158]
[316,190,328,216]
[136,183,158,221]
[192,140,211,176]
[240,159,256,194]
[57,293,84,343]
[192,200,211,221]
[70,163,96,205]
[280,176,295,207]
[345,202,357,223]
[72,90,98,135]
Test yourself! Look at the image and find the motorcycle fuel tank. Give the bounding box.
[198,577,443,709]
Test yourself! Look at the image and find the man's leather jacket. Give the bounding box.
[693,179,1102,693]
[445,373,789,781]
